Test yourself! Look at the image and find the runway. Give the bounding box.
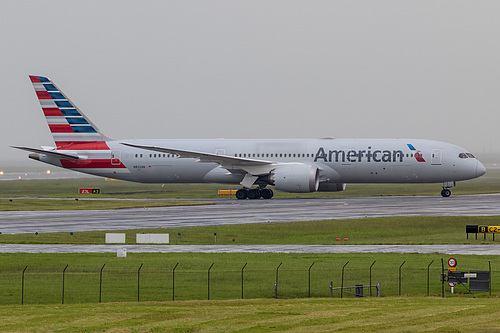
[1,244,499,255]
[1,194,500,234]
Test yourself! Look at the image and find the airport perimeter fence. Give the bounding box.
[0,259,494,305]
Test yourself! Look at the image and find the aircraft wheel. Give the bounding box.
[247,188,261,199]
[441,189,451,197]
[261,188,273,199]
[235,189,248,200]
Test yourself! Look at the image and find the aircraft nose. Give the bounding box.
[476,160,486,177]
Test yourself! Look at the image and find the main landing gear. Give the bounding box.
[235,188,274,200]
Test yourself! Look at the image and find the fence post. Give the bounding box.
[241,263,247,299]
[137,263,143,302]
[172,262,179,301]
[399,261,406,296]
[441,258,445,298]
[369,261,376,296]
[275,262,282,299]
[308,262,315,297]
[99,264,105,303]
[341,261,349,299]
[62,264,68,304]
[489,260,492,297]
[330,281,333,297]
[427,260,434,296]
[208,263,214,300]
[377,282,381,297]
[21,266,27,305]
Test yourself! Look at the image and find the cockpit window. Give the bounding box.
[459,153,468,159]
[466,153,475,159]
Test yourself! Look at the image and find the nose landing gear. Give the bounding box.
[441,181,455,197]
[441,188,451,197]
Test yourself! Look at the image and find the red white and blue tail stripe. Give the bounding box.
[22,75,130,176]
[29,75,109,150]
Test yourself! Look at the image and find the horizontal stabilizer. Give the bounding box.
[11,146,84,160]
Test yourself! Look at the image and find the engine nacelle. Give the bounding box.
[272,164,319,193]
[318,182,346,192]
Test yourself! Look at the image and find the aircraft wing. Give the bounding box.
[120,142,274,176]
[11,146,82,160]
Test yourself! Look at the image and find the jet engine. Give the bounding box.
[271,164,319,193]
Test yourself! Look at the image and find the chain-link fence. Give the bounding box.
[1,258,492,305]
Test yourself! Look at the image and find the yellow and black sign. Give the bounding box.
[466,225,500,233]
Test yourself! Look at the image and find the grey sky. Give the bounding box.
[1,1,499,167]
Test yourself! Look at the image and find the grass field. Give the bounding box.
[0,198,211,211]
[2,297,500,332]
[1,215,498,244]
[0,173,499,331]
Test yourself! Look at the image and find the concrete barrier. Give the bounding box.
[136,233,169,244]
[105,233,126,243]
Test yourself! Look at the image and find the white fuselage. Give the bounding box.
[37,138,485,187]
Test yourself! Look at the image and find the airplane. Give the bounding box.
[12,75,486,199]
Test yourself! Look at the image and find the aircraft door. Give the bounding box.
[431,149,442,165]
[111,150,121,165]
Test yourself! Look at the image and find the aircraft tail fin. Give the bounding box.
[29,75,110,150]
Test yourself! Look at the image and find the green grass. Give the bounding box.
[1,215,498,244]
[0,173,499,331]
[2,297,500,332]
[0,198,211,211]
[0,168,499,199]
